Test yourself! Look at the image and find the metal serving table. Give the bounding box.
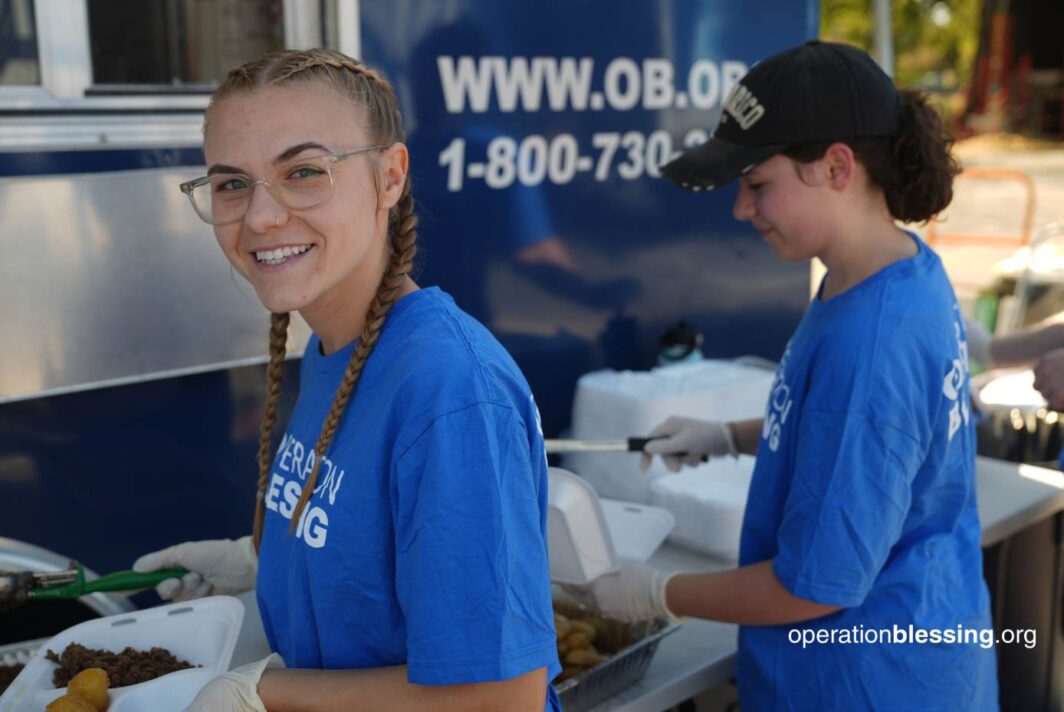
[585,456,1064,711]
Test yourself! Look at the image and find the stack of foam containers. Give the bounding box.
[563,359,774,561]
[649,455,757,560]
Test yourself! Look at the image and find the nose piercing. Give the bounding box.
[275,216,281,226]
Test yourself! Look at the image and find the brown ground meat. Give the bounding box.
[0,663,24,694]
[45,643,198,687]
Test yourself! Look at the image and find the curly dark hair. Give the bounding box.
[783,90,961,224]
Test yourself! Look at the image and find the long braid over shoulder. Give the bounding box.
[287,182,417,534]
[252,311,290,548]
[209,49,417,551]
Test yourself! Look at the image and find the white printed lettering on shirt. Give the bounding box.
[265,433,345,548]
[944,317,971,441]
[764,345,794,453]
[265,473,284,512]
[279,480,301,520]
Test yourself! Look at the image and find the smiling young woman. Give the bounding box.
[140,49,562,712]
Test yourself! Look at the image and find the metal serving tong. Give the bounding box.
[544,437,662,454]
[0,564,188,611]
[544,436,708,462]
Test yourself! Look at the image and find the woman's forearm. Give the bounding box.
[665,560,841,625]
[258,665,548,712]
[991,322,1064,366]
[728,418,763,456]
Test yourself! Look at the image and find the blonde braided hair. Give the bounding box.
[207,49,417,551]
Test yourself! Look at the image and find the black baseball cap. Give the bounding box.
[661,40,901,192]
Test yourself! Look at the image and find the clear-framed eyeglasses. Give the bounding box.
[179,144,387,225]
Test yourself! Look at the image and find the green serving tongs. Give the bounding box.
[0,564,189,610]
[29,565,190,601]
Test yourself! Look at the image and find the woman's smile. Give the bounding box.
[250,243,316,272]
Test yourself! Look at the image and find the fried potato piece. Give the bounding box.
[565,647,606,667]
[67,668,109,712]
[570,619,597,642]
[566,632,591,650]
[45,694,96,712]
[554,613,572,639]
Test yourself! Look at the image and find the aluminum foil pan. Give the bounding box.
[553,595,680,712]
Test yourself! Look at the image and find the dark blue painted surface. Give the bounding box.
[0,362,300,577]
[362,0,817,434]
[0,2,816,578]
[0,146,204,177]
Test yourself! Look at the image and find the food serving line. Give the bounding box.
[218,457,1064,711]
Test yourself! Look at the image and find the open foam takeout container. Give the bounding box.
[548,466,675,585]
[548,467,620,585]
[0,595,244,712]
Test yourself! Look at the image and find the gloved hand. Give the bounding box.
[641,416,738,472]
[965,318,993,369]
[132,536,257,601]
[589,562,681,623]
[1034,348,1064,410]
[183,653,284,712]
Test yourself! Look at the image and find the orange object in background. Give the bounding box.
[927,167,1036,248]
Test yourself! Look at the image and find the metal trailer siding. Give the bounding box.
[0,1,815,577]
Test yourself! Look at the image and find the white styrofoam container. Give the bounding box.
[548,467,619,585]
[0,596,244,712]
[650,455,756,560]
[600,499,675,563]
[563,360,774,503]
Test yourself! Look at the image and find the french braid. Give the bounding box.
[252,311,289,551]
[208,50,417,550]
[288,182,417,532]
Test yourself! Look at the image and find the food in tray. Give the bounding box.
[45,666,110,711]
[66,668,109,711]
[45,643,198,688]
[45,693,97,711]
[553,609,625,683]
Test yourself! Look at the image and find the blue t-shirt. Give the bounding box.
[738,236,999,710]
[256,287,561,710]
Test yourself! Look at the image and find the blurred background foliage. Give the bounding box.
[821,0,982,117]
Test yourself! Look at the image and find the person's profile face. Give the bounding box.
[203,84,388,316]
[732,154,832,262]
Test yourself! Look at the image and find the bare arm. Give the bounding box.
[727,418,763,456]
[666,560,841,625]
[990,322,1064,367]
[258,665,548,712]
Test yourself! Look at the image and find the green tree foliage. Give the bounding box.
[821,0,981,93]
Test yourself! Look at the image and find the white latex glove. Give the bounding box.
[640,416,738,472]
[1034,348,1064,410]
[965,318,993,369]
[184,653,284,712]
[132,536,257,601]
[589,562,681,623]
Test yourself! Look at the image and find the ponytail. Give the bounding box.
[783,89,961,224]
[885,89,961,223]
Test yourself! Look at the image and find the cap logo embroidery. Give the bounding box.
[723,83,765,130]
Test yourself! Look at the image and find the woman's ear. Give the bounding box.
[378,143,409,211]
[823,142,856,191]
